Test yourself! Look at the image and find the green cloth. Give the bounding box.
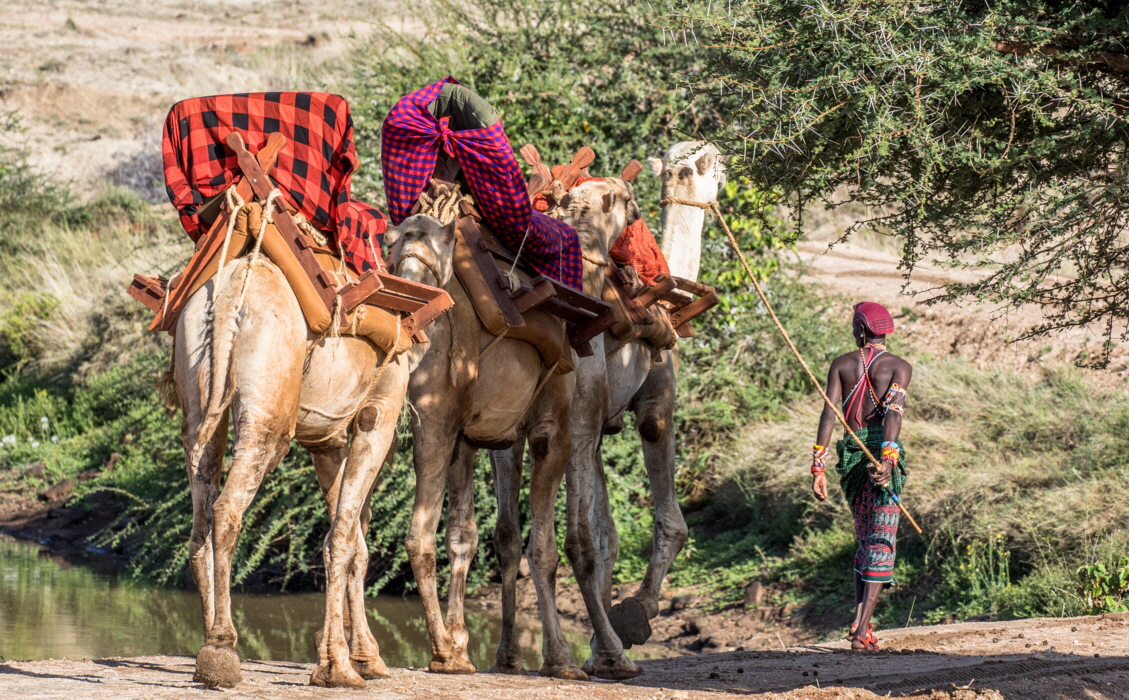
[427,83,500,131]
[835,426,907,506]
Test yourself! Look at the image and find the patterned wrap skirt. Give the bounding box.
[835,426,907,585]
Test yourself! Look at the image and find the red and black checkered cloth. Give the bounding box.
[162,92,386,273]
[381,77,583,290]
[534,176,671,286]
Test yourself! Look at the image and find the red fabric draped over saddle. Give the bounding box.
[162,92,387,272]
[381,77,583,290]
[533,176,671,286]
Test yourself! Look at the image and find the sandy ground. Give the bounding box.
[794,240,1129,383]
[0,0,406,199]
[4,614,1129,699]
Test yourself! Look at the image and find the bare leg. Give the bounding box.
[613,351,687,643]
[439,438,479,673]
[525,378,586,680]
[185,410,227,638]
[312,365,406,687]
[196,430,290,688]
[487,439,526,675]
[565,349,640,680]
[405,412,474,673]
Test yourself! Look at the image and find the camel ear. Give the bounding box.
[442,219,457,246]
[602,191,614,213]
[648,157,664,176]
[695,151,716,177]
[384,224,402,249]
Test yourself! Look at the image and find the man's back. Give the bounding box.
[830,347,912,430]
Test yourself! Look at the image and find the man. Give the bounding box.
[810,302,912,651]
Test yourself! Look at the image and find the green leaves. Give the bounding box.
[674,1,1129,363]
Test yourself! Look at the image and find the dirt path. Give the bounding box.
[4,614,1129,699]
[795,241,1129,383]
[0,0,402,198]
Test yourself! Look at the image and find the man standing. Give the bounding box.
[810,302,912,651]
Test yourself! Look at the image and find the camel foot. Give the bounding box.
[582,654,643,680]
[608,597,652,648]
[194,644,242,688]
[486,662,528,676]
[352,655,392,680]
[539,663,590,681]
[309,659,368,688]
[429,656,477,674]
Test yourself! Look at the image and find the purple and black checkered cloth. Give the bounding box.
[381,77,583,290]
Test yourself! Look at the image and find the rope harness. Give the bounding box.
[673,196,923,534]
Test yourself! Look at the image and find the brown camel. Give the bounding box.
[401,179,640,680]
[489,177,644,680]
[172,214,455,689]
[583,142,728,649]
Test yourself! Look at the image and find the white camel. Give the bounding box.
[574,142,727,650]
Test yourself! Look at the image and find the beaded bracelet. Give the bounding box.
[811,444,828,474]
[880,441,900,464]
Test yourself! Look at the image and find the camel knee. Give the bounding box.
[493,518,522,563]
[636,413,668,444]
[529,434,552,462]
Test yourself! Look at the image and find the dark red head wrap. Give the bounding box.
[853,302,894,335]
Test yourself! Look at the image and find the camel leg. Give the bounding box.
[312,365,406,688]
[184,409,227,637]
[405,416,475,674]
[440,438,479,673]
[611,350,687,645]
[195,430,290,688]
[565,352,641,680]
[525,377,587,681]
[487,438,527,676]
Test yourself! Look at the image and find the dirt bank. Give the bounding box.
[4,613,1129,699]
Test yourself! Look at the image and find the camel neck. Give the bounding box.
[659,203,706,282]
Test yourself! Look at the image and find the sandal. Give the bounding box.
[849,623,880,651]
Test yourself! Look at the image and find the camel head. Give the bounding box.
[385,215,457,289]
[564,178,641,295]
[648,141,727,281]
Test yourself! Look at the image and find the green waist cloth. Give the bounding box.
[835,426,907,506]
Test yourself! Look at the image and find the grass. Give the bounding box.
[616,353,1129,638]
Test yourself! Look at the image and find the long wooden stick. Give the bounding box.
[664,196,923,535]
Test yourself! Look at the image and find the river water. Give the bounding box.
[0,536,595,668]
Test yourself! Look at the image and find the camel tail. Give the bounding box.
[191,265,246,463]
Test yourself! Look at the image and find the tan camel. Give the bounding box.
[172,215,455,689]
[401,179,641,680]
[489,177,643,680]
[573,142,728,651]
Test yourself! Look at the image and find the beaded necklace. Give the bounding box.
[860,343,887,411]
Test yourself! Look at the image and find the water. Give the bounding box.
[0,536,592,668]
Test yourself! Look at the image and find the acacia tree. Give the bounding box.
[673,1,1129,362]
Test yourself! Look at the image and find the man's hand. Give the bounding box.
[812,473,828,502]
[873,459,895,487]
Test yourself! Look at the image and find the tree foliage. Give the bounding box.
[673,0,1129,362]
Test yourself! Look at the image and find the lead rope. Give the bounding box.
[676,196,922,535]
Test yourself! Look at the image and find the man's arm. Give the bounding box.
[874,360,912,486]
[816,362,842,447]
[811,361,843,502]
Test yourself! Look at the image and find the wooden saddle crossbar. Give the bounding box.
[518,145,720,339]
[130,132,451,341]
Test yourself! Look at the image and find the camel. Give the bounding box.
[574,142,728,651]
[171,212,455,689]
[490,177,644,680]
[401,179,641,680]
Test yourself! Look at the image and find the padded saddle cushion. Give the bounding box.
[234,202,402,353]
[452,229,576,375]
